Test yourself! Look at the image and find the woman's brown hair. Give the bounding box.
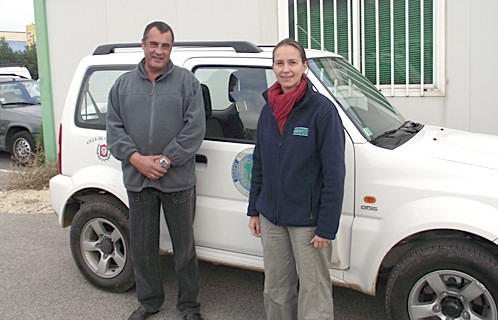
[272,38,307,63]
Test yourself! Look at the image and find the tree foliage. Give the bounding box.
[0,37,38,79]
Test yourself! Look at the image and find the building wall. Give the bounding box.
[45,0,279,127]
[387,0,498,135]
[44,0,498,136]
[0,31,26,41]
[0,31,28,52]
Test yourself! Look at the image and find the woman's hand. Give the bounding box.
[249,216,261,238]
[310,235,331,248]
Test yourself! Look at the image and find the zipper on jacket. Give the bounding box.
[148,81,156,149]
[270,111,281,226]
[309,185,314,220]
[275,127,285,226]
[275,143,281,226]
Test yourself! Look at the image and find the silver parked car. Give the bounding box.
[0,74,42,163]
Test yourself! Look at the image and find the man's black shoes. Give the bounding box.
[127,305,203,320]
[183,312,203,320]
[128,305,159,320]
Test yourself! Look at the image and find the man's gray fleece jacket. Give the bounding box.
[106,58,206,193]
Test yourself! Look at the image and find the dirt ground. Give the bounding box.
[0,189,53,214]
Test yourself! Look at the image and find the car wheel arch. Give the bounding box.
[379,229,497,272]
[6,126,33,147]
[363,229,496,303]
[62,188,128,228]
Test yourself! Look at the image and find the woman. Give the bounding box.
[247,38,345,320]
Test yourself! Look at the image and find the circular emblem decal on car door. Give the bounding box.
[231,148,254,197]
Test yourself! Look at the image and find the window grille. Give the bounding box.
[288,0,445,96]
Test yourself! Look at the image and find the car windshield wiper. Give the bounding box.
[1,101,38,106]
[373,121,421,140]
[370,120,423,149]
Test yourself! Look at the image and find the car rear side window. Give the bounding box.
[194,66,275,143]
[75,66,133,130]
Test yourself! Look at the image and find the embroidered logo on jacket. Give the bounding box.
[293,127,309,136]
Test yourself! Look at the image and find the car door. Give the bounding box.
[181,58,272,266]
[182,57,354,272]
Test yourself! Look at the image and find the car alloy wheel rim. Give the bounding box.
[80,217,127,278]
[14,138,31,162]
[408,270,497,320]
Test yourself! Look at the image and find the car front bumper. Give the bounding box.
[49,174,75,227]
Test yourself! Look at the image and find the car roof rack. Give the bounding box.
[0,73,28,79]
[93,41,263,55]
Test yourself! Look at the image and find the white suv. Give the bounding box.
[50,41,498,319]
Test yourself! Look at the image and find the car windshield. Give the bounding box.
[0,79,41,106]
[308,57,406,142]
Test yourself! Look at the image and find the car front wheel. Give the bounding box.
[70,196,134,293]
[9,131,35,164]
[385,239,497,320]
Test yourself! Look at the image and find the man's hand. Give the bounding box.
[129,152,167,180]
[249,216,261,238]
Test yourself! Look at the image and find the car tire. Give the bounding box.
[385,239,497,320]
[9,131,35,164]
[70,196,134,293]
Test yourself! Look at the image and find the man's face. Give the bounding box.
[141,27,173,75]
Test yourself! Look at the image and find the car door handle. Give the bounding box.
[196,154,207,164]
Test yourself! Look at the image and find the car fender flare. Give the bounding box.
[53,165,127,227]
[71,164,127,203]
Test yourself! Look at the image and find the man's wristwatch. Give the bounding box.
[159,157,170,169]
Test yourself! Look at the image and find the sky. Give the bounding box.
[0,0,35,32]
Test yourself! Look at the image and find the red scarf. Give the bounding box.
[268,76,308,135]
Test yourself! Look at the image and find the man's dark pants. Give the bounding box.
[127,187,200,316]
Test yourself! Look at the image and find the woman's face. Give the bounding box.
[272,45,308,94]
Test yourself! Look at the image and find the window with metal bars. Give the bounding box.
[288,0,444,97]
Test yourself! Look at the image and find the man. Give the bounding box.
[107,21,205,320]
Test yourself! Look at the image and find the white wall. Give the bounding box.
[45,0,279,128]
[389,0,498,136]
[45,0,498,136]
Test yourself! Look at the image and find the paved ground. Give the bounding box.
[0,212,387,320]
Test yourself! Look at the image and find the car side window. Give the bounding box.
[194,66,275,143]
[75,67,133,130]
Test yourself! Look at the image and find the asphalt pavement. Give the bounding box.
[0,212,386,320]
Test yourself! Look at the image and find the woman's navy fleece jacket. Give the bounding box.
[247,79,346,240]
